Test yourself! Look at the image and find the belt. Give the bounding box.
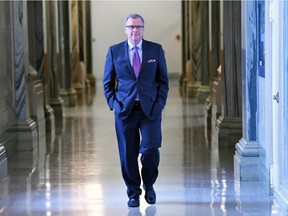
[134,101,141,106]
[133,101,142,111]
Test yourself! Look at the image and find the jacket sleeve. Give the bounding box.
[156,45,169,108]
[149,45,169,120]
[103,47,116,110]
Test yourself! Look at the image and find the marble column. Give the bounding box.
[76,0,91,104]
[179,1,186,88]
[179,1,190,97]
[211,1,221,79]
[58,0,77,107]
[186,1,210,102]
[217,0,242,147]
[30,1,57,134]
[197,0,210,103]
[70,0,84,99]
[84,0,96,89]
[42,0,63,127]
[6,1,38,169]
[0,1,13,181]
[206,1,221,143]
[234,1,259,182]
[186,1,201,98]
[27,1,48,162]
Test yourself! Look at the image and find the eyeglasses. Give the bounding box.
[125,25,144,30]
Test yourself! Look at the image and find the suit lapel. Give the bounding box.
[138,40,148,78]
[122,42,135,77]
[122,40,149,78]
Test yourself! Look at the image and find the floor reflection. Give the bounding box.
[0,79,283,216]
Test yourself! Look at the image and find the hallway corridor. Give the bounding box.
[0,78,281,216]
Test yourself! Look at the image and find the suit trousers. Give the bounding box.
[115,103,161,199]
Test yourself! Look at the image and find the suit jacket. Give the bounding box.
[103,39,169,120]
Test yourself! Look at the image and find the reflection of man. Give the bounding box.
[103,14,169,207]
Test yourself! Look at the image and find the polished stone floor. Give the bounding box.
[0,78,283,216]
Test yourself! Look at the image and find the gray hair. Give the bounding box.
[124,14,145,26]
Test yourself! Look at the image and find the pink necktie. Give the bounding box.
[133,46,141,77]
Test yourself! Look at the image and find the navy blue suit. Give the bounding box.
[103,39,169,199]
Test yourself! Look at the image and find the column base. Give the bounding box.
[234,138,259,181]
[186,82,200,98]
[47,97,64,154]
[6,118,38,169]
[45,104,55,132]
[59,88,77,107]
[216,115,242,146]
[72,82,84,100]
[259,145,272,195]
[197,85,210,103]
[179,78,188,97]
[87,73,96,88]
[0,146,7,182]
[85,78,91,92]
[49,97,64,119]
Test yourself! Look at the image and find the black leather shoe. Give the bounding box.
[144,186,156,204]
[127,197,140,207]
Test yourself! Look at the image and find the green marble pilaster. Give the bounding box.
[84,0,96,88]
[211,1,221,79]
[42,1,63,124]
[217,0,242,146]
[71,0,84,98]
[8,1,38,163]
[186,1,210,101]
[58,0,77,106]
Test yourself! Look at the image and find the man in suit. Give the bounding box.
[103,14,169,208]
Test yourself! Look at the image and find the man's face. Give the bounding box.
[124,18,144,45]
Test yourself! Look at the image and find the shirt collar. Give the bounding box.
[128,39,142,51]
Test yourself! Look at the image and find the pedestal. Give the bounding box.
[187,82,200,98]
[87,73,96,88]
[59,88,77,107]
[0,146,7,182]
[216,116,242,147]
[73,82,83,99]
[197,85,210,103]
[6,118,38,169]
[234,138,259,181]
